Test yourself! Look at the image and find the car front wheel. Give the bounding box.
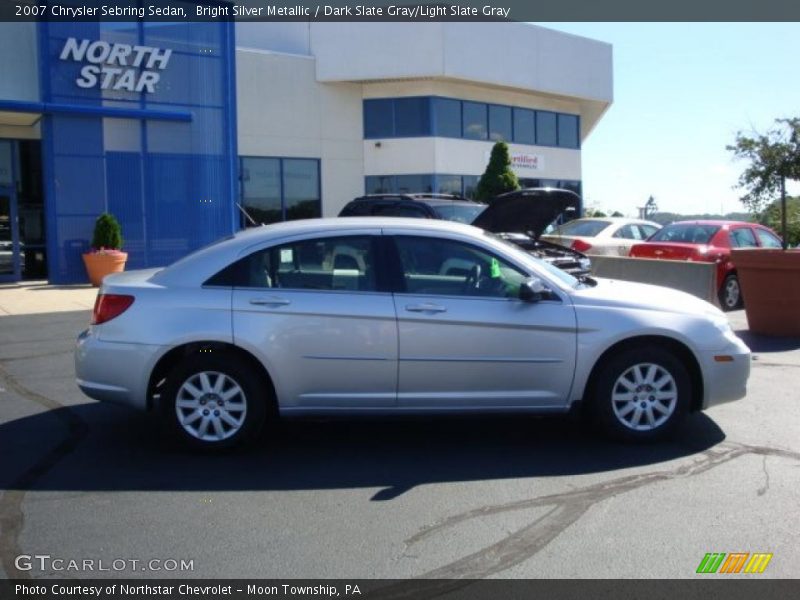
[590,346,691,442]
[162,353,266,450]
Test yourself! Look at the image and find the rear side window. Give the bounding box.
[729,227,758,248]
[212,236,378,292]
[556,219,610,237]
[339,202,372,217]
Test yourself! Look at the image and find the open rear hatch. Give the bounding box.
[470,188,579,238]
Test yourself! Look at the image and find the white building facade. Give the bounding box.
[235,21,613,220]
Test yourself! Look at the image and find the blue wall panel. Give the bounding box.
[39,13,238,283]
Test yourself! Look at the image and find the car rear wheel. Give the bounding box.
[162,353,266,450]
[590,346,690,442]
[719,273,743,311]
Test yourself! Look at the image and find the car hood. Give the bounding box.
[571,277,724,318]
[470,189,577,237]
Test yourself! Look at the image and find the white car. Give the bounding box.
[75,218,750,450]
[541,217,662,256]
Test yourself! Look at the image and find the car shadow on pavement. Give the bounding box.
[733,329,800,353]
[0,402,726,501]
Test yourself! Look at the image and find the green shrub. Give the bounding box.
[91,213,123,250]
[475,142,520,202]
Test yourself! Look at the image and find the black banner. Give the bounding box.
[2,0,800,22]
[2,580,800,600]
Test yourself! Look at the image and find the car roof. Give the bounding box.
[349,193,486,207]
[563,217,661,226]
[665,220,756,228]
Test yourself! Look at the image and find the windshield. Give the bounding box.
[483,232,579,288]
[433,203,487,224]
[554,219,610,237]
[649,223,720,244]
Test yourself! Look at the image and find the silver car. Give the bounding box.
[75,218,751,449]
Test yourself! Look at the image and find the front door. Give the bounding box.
[0,186,21,282]
[390,234,577,409]
[231,232,398,409]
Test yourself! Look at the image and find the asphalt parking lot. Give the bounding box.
[0,283,798,580]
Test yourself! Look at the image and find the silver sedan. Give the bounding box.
[75,218,751,449]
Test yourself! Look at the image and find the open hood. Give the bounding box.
[470,188,580,237]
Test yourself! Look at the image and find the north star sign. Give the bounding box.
[59,38,172,93]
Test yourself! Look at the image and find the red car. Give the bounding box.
[629,220,782,311]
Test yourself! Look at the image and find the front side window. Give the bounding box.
[394,236,528,299]
[756,228,782,248]
[234,236,377,292]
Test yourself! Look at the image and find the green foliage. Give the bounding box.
[91,213,123,250]
[727,117,800,213]
[757,196,800,247]
[611,211,624,217]
[649,211,752,226]
[475,142,520,202]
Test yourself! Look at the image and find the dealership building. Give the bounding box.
[0,17,612,283]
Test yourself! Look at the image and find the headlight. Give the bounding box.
[579,257,592,271]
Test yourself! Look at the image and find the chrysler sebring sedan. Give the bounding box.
[75,218,750,449]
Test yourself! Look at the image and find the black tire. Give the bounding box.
[589,345,691,442]
[161,353,267,450]
[718,273,743,311]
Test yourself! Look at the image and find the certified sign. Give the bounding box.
[483,150,544,172]
[59,37,172,93]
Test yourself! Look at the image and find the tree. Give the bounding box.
[475,142,520,201]
[758,196,800,247]
[611,211,624,217]
[728,117,800,248]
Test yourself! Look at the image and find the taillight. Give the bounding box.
[92,294,135,325]
[571,239,592,253]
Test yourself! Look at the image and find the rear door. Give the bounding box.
[388,232,577,409]
[231,231,398,409]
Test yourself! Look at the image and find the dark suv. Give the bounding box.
[339,189,591,276]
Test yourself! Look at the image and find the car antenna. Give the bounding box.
[236,202,263,226]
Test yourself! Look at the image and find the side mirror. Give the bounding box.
[519,277,547,303]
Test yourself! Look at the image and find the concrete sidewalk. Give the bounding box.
[0,281,97,316]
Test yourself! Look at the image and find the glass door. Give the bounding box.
[0,186,20,282]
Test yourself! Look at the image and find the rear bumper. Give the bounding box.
[75,329,161,411]
[699,332,751,409]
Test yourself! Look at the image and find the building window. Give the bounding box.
[489,105,512,142]
[364,99,394,138]
[536,111,558,146]
[462,101,488,140]
[240,157,320,226]
[395,97,430,137]
[513,108,535,145]
[557,114,580,149]
[364,97,580,149]
[432,97,462,137]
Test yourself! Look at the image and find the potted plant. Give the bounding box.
[728,117,800,336]
[82,213,128,287]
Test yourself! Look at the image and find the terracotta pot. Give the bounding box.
[731,248,800,336]
[82,251,128,287]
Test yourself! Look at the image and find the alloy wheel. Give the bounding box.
[611,363,677,431]
[175,371,248,442]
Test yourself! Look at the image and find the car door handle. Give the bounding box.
[249,297,291,306]
[405,303,447,313]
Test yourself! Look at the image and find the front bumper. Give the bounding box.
[75,329,162,411]
[699,331,751,409]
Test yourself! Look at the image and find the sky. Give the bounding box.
[536,23,800,217]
